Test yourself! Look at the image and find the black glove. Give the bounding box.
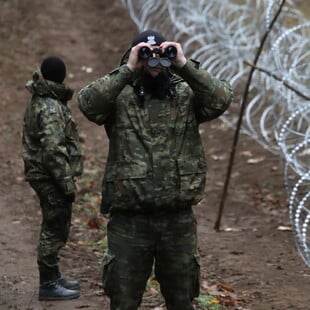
[65,192,75,204]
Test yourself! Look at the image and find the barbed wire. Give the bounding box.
[120,0,310,267]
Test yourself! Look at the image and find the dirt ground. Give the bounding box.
[0,1,309,309]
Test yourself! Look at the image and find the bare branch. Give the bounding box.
[244,60,310,101]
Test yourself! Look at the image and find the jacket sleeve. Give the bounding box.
[176,60,234,123]
[77,65,134,125]
[39,100,75,195]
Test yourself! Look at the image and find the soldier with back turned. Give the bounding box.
[22,56,83,300]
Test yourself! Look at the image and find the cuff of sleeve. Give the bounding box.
[175,59,199,78]
[119,65,135,81]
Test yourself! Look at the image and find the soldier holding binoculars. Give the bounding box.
[78,29,233,310]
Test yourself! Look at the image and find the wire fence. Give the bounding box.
[120,0,310,267]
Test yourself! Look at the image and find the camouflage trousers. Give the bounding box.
[102,207,200,310]
[29,180,72,273]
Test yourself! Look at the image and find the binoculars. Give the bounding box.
[138,45,177,68]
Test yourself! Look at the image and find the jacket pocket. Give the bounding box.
[177,156,206,204]
[106,161,147,181]
[104,161,148,208]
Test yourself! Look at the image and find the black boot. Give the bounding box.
[58,275,80,290]
[39,270,80,301]
[55,257,80,290]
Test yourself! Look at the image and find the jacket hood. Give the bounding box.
[25,68,73,102]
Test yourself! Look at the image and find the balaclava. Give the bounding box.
[41,56,66,84]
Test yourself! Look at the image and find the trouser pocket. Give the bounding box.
[102,251,117,297]
[191,252,201,299]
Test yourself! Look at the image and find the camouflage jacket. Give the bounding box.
[78,59,233,212]
[22,70,83,195]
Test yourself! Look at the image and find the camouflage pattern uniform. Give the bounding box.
[78,59,233,309]
[22,69,83,276]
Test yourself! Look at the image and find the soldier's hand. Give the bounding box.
[160,41,187,68]
[127,42,151,72]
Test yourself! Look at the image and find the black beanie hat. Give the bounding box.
[41,56,66,84]
[131,29,166,47]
